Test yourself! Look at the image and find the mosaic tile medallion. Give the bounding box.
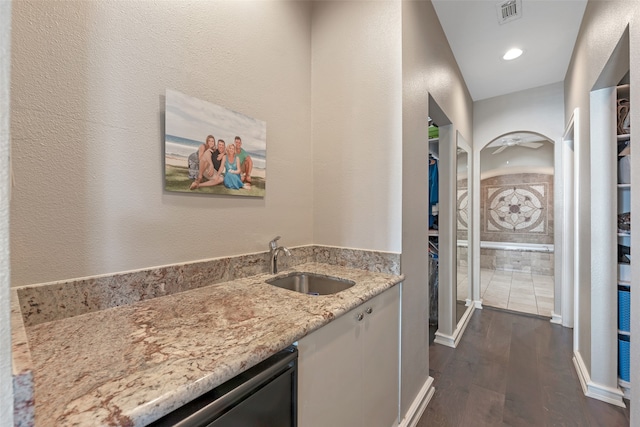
[457,187,469,232]
[486,184,547,233]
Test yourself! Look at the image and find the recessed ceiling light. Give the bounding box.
[503,48,523,60]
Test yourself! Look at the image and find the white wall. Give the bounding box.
[564,0,633,375]
[311,1,402,252]
[1,0,13,423]
[10,0,314,287]
[480,142,554,178]
[564,0,640,419]
[401,0,473,418]
[474,82,564,146]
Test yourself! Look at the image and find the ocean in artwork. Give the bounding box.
[165,134,266,171]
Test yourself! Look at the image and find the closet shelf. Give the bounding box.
[616,80,632,394]
[617,84,630,96]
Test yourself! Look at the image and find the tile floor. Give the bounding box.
[456,268,554,317]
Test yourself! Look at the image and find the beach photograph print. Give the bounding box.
[165,89,266,197]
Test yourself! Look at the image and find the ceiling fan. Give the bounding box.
[491,136,544,154]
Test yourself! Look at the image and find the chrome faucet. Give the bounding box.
[269,236,291,274]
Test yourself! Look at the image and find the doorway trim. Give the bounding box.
[558,109,579,330]
[474,130,556,318]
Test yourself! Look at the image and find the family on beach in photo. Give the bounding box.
[188,135,254,191]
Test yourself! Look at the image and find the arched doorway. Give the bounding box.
[477,131,555,316]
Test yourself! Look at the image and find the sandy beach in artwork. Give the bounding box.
[165,155,266,179]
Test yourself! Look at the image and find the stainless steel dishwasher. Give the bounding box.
[149,346,297,427]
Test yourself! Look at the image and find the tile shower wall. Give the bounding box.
[481,173,554,245]
[459,245,553,277]
[480,173,554,274]
[457,178,469,241]
[480,247,554,275]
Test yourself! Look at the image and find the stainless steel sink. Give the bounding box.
[266,273,355,295]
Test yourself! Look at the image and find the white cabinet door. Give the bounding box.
[297,285,400,427]
[362,285,400,427]
[297,304,362,427]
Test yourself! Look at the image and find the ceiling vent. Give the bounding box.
[496,0,522,25]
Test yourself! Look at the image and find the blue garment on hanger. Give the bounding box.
[429,159,439,205]
[429,157,438,228]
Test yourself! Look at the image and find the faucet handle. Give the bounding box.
[269,236,281,251]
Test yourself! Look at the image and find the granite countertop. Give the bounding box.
[24,262,403,426]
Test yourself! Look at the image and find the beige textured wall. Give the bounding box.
[8,2,469,420]
[311,1,403,252]
[10,1,313,286]
[1,0,13,423]
[401,0,473,417]
[564,1,639,397]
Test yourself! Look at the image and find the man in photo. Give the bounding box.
[212,138,226,175]
[234,136,253,185]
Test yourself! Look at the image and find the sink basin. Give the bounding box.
[266,273,355,295]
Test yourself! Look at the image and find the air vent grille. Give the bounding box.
[496,0,522,24]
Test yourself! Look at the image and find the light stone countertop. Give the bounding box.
[24,262,403,426]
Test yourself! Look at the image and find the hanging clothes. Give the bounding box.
[429,155,439,228]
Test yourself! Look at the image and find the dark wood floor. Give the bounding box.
[420,307,630,427]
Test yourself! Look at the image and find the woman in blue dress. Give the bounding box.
[223,143,249,190]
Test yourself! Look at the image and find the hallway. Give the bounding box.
[421,307,630,426]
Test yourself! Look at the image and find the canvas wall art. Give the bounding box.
[164,89,266,197]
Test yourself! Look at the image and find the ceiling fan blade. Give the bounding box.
[492,145,508,155]
[519,141,544,149]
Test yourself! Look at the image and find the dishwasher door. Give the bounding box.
[150,346,297,427]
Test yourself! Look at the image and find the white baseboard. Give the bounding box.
[573,351,626,408]
[550,313,562,324]
[398,376,435,427]
[434,305,475,348]
[433,331,456,347]
[455,305,474,344]
[573,351,590,394]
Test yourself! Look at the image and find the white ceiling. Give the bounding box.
[432,0,588,101]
